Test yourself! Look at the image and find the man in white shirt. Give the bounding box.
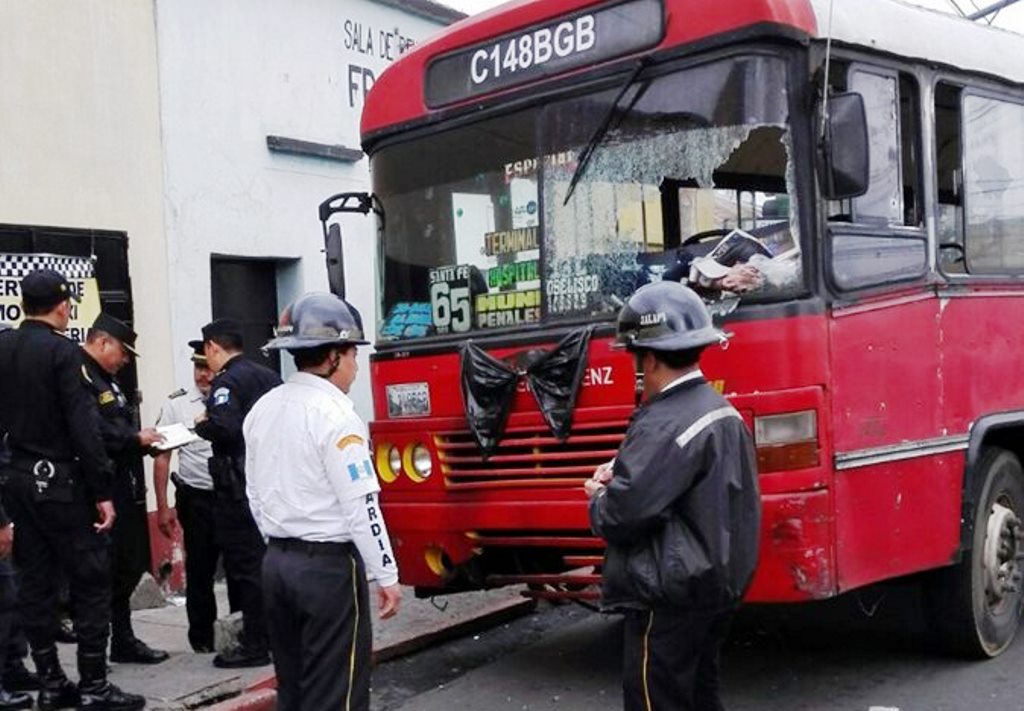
[153,341,239,653]
[244,293,401,711]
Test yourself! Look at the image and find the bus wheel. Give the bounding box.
[926,447,1024,658]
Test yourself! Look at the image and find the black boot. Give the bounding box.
[109,636,169,665]
[76,652,145,710]
[32,647,80,711]
[0,688,31,710]
[110,605,168,665]
[1,659,39,691]
[211,643,270,669]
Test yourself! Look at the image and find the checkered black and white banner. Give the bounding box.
[0,253,95,280]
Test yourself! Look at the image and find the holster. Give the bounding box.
[208,455,246,501]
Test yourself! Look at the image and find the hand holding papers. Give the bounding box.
[153,423,200,452]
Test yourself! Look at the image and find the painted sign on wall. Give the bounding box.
[0,253,102,343]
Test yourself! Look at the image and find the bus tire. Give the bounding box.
[925,447,1024,658]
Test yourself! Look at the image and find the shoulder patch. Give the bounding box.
[98,391,115,405]
[168,388,187,399]
[212,387,231,406]
[336,434,365,451]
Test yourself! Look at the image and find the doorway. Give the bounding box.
[210,257,280,372]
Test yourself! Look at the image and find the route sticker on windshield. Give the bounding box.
[546,259,600,315]
[428,264,475,335]
[475,289,541,329]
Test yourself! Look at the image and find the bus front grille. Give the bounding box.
[435,419,628,490]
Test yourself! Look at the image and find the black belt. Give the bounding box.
[170,473,214,495]
[268,537,354,557]
[6,454,76,479]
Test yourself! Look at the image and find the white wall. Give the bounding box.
[0,0,173,430]
[155,0,449,416]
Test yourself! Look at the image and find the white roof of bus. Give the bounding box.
[809,0,1024,85]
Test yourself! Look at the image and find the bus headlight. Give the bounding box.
[375,443,400,484]
[388,446,402,478]
[404,443,433,482]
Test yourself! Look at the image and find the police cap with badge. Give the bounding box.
[21,269,81,309]
[188,339,207,366]
[91,312,140,357]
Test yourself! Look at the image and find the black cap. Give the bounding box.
[201,318,243,344]
[188,339,208,365]
[91,313,140,357]
[21,269,81,309]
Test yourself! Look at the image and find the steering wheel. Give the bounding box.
[681,228,732,247]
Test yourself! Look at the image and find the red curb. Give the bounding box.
[206,688,277,711]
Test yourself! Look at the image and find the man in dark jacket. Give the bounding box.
[81,313,169,664]
[586,281,760,711]
[193,319,280,668]
[0,270,145,710]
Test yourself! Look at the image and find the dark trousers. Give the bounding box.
[0,559,18,674]
[1,470,111,657]
[110,499,150,643]
[2,566,28,673]
[263,541,371,711]
[177,483,240,650]
[214,497,267,651]
[622,607,734,711]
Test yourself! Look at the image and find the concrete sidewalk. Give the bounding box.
[53,582,533,710]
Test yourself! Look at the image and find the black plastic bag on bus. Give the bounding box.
[460,342,518,459]
[524,327,593,441]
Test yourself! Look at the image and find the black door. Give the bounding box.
[210,257,280,372]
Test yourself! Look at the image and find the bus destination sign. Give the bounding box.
[424,0,664,108]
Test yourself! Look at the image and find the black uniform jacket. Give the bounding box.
[194,355,281,462]
[0,321,113,502]
[81,353,146,505]
[590,375,760,612]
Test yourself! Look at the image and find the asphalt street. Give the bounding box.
[371,581,1024,711]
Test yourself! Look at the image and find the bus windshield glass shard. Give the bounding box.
[373,54,801,342]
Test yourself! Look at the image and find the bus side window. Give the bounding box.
[958,91,1024,275]
[825,65,927,291]
[846,69,922,227]
[935,82,965,274]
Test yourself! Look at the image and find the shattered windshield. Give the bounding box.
[372,54,799,341]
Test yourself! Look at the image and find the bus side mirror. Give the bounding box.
[818,92,869,200]
[324,223,346,298]
[319,192,377,299]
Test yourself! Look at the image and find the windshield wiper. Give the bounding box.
[562,58,650,206]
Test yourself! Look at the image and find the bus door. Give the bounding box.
[823,63,949,588]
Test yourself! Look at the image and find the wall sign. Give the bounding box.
[424,0,664,107]
[0,253,102,343]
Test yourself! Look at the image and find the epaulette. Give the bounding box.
[168,388,187,399]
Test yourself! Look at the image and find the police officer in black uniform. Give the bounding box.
[193,319,280,668]
[0,324,34,711]
[0,270,145,711]
[81,313,169,665]
[586,282,761,711]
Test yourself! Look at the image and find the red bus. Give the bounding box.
[333,0,1024,657]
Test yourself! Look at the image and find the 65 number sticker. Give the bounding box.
[429,265,473,335]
